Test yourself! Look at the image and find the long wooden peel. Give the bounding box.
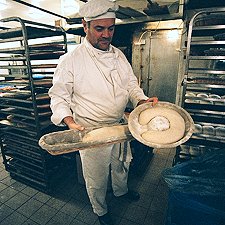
[39,124,134,155]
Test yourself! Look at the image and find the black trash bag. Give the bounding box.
[162,149,225,225]
[162,149,225,196]
[165,191,225,225]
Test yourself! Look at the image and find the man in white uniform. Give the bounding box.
[49,0,158,224]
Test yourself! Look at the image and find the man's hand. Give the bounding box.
[63,116,85,131]
[137,97,158,107]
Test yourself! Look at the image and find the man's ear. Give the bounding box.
[82,19,88,33]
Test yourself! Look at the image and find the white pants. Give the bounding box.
[79,143,130,216]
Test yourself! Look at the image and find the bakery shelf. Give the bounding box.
[189,55,225,60]
[191,40,225,45]
[0,56,26,61]
[188,109,225,117]
[5,143,43,161]
[193,25,225,31]
[0,36,24,43]
[186,83,225,89]
[187,68,225,75]
[0,46,25,54]
[0,17,74,193]
[193,133,225,141]
[0,17,65,40]
[178,8,225,164]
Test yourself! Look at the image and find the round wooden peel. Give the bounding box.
[128,101,195,149]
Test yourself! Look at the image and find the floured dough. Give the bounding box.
[148,116,170,131]
[82,125,129,143]
[140,108,186,144]
[139,108,160,125]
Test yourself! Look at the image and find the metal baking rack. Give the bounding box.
[0,17,76,193]
[175,8,225,165]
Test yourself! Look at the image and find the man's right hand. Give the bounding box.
[137,97,158,107]
[63,116,85,131]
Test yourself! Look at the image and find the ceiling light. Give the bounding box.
[28,9,46,19]
[61,0,80,16]
[167,29,180,41]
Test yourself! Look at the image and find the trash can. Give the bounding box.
[162,149,225,225]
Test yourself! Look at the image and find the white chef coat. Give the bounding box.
[49,37,148,127]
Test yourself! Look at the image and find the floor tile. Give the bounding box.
[123,204,148,224]
[21,186,39,197]
[29,204,58,224]
[22,219,40,225]
[1,176,16,186]
[33,191,52,203]
[10,180,27,191]
[0,211,28,225]
[0,203,14,222]
[60,198,86,218]
[70,218,90,225]
[108,198,129,218]
[17,198,44,217]
[72,187,90,204]
[0,170,9,181]
[137,182,158,196]
[118,218,140,225]
[5,192,30,210]
[144,210,166,225]
[0,186,18,203]
[46,211,74,225]
[46,196,67,210]
[0,182,7,192]
[76,204,98,224]
[131,192,154,209]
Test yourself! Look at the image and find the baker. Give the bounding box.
[48,0,158,224]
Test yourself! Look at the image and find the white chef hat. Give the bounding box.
[79,0,119,22]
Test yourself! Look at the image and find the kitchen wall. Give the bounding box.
[132,19,184,103]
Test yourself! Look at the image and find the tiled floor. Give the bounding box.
[0,148,175,225]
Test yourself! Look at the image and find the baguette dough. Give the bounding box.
[82,125,129,143]
[139,107,185,144]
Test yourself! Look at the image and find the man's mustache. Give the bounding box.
[99,38,111,41]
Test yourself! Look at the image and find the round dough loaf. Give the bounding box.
[140,108,186,144]
[82,125,129,143]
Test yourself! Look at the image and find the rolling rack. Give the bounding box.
[174,8,225,164]
[0,17,76,193]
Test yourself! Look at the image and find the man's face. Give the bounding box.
[83,18,115,51]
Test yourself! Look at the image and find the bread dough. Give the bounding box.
[82,125,129,143]
[139,108,161,125]
[148,116,170,131]
[140,107,186,144]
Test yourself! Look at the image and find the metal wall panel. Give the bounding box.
[147,30,181,103]
[132,21,183,103]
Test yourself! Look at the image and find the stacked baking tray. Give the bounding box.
[175,8,225,164]
[0,17,75,192]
